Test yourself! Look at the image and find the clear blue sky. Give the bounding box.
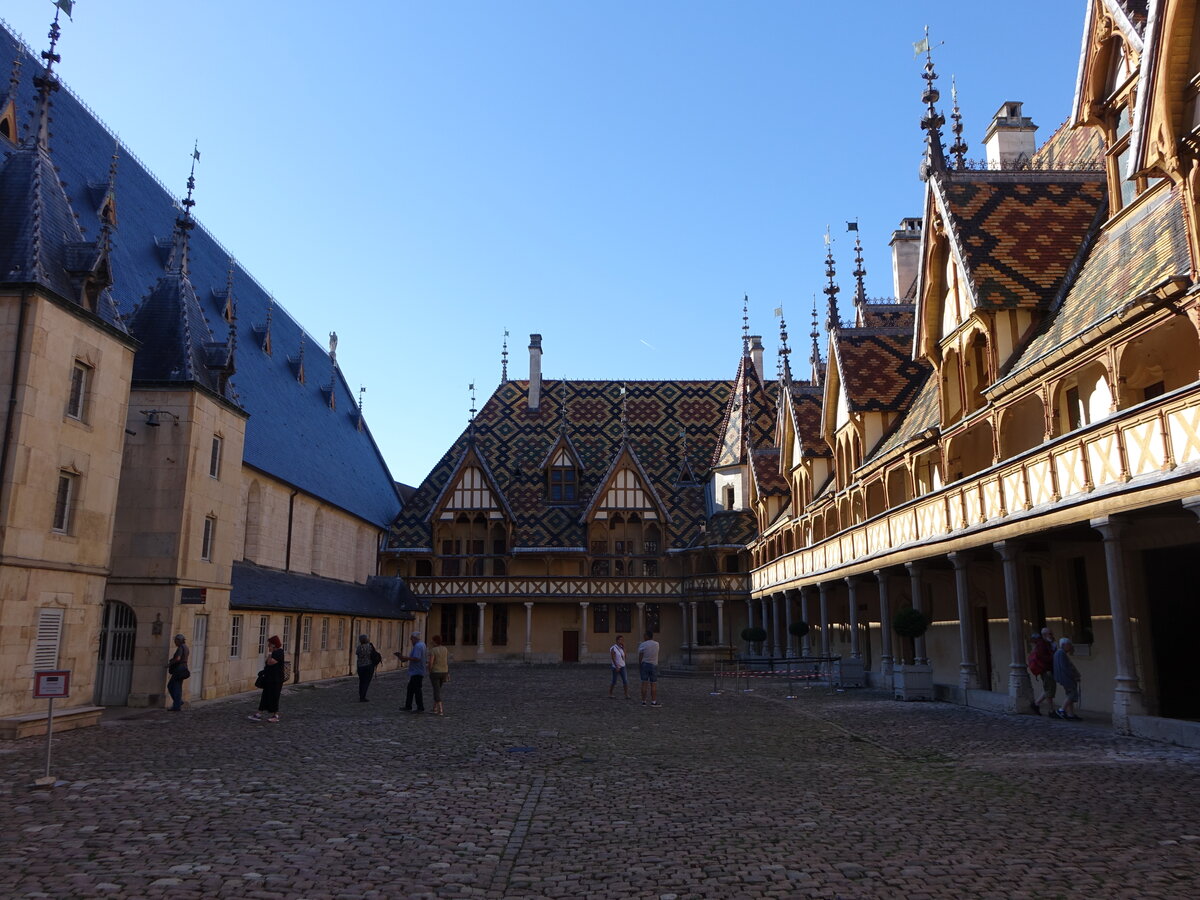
[2,1,1087,485]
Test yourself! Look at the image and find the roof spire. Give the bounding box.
[809,294,821,387]
[619,383,628,442]
[776,305,792,385]
[500,328,509,384]
[949,75,968,169]
[31,7,64,152]
[224,256,238,360]
[741,294,750,357]
[822,227,840,334]
[168,143,200,276]
[357,385,366,431]
[98,141,120,253]
[849,220,866,318]
[917,26,947,181]
[559,378,569,433]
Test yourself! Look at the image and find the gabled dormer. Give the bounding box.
[581,440,668,576]
[541,433,582,503]
[428,444,512,576]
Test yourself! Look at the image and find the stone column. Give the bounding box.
[770,593,782,658]
[905,562,927,664]
[714,599,725,647]
[947,552,980,690]
[579,602,590,657]
[679,602,689,649]
[800,588,812,656]
[476,602,487,656]
[818,582,831,656]
[745,598,755,634]
[636,601,645,638]
[994,541,1034,714]
[844,577,862,658]
[523,601,534,657]
[1091,517,1147,732]
[784,589,795,657]
[873,569,893,679]
[689,601,699,647]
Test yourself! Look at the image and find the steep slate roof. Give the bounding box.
[390,378,734,552]
[787,383,830,457]
[0,24,401,527]
[712,353,776,467]
[871,369,939,461]
[231,562,426,617]
[935,173,1107,310]
[749,447,788,498]
[832,329,930,413]
[1001,184,1192,385]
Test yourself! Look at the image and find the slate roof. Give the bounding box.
[871,368,939,461]
[0,24,402,527]
[1001,184,1192,384]
[389,378,737,552]
[832,329,930,413]
[230,561,427,617]
[936,173,1107,310]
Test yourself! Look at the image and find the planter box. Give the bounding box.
[893,663,933,701]
[835,656,865,688]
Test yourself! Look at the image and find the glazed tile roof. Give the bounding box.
[832,329,930,413]
[1003,185,1192,384]
[0,25,402,527]
[390,378,736,552]
[712,354,777,467]
[1030,119,1105,169]
[750,448,788,498]
[937,173,1107,310]
[871,368,939,462]
[858,302,915,329]
[788,383,830,457]
[682,509,757,548]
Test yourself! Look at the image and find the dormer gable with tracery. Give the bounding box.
[541,436,582,503]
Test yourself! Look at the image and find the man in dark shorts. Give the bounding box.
[638,630,660,707]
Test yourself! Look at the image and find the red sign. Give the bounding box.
[33,670,70,699]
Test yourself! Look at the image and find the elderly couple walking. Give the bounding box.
[1028,626,1082,720]
[607,631,661,706]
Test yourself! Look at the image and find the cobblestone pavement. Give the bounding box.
[2,665,1198,899]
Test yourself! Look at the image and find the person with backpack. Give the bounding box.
[1027,627,1056,715]
[1053,637,1082,720]
[355,633,382,702]
[249,635,286,723]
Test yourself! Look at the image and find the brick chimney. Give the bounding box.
[983,101,1037,169]
[890,218,923,300]
[528,334,542,411]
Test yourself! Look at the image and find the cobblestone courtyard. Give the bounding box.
[1,665,1198,899]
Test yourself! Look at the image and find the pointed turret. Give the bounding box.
[917,28,947,182]
[849,222,867,323]
[822,230,840,334]
[809,295,822,387]
[0,13,123,328]
[949,76,968,169]
[128,151,236,399]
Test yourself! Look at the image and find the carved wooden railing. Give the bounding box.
[405,572,751,601]
[754,383,1200,592]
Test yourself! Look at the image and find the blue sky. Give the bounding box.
[2,1,1087,484]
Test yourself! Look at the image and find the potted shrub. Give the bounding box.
[741,626,767,657]
[892,607,933,701]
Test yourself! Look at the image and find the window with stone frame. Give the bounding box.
[593,604,610,633]
[615,604,632,634]
[440,605,458,646]
[461,604,479,646]
[66,360,91,421]
[645,603,661,634]
[52,471,78,533]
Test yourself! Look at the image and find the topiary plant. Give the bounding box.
[788,620,810,638]
[740,626,767,643]
[892,607,929,639]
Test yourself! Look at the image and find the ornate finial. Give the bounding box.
[468,382,477,426]
[776,305,792,385]
[98,141,120,250]
[501,329,509,384]
[619,383,628,441]
[296,335,306,384]
[559,378,569,432]
[357,385,366,431]
[6,53,21,101]
[742,295,750,356]
[822,227,840,334]
[949,76,968,169]
[848,220,866,314]
[224,257,238,363]
[917,26,947,181]
[809,293,821,387]
[31,7,65,152]
[169,145,200,276]
[328,330,338,363]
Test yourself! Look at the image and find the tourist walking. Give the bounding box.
[166,633,190,711]
[608,634,629,698]
[355,634,381,702]
[638,630,660,707]
[1053,637,1082,720]
[428,634,450,716]
[1027,626,1056,715]
[249,635,286,723]
[398,632,427,713]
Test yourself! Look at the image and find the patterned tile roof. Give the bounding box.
[390,378,736,552]
[750,448,788,498]
[788,383,830,457]
[1030,119,1105,169]
[871,368,939,462]
[937,174,1107,310]
[859,302,915,329]
[1003,185,1192,383]
[712,354,777,468]
[832,329,930,413]
[0,25,402,527]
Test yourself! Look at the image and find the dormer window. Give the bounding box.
[545,445,579,502]
[723,485,735,510]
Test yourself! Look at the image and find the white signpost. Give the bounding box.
[32,670,70,788]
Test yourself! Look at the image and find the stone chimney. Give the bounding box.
[983,101,1037,169]
[890,218,923,300]
[528,334,542,411]
[750,335,764,380]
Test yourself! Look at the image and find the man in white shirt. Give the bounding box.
[607,634,629,699]
[638,630,661,706]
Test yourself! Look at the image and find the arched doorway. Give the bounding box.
[96,600,137,706]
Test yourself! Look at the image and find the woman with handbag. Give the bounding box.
[249,635,285,723]
[166,634,190,711]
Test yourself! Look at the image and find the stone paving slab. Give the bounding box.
[1,667,1198,898]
